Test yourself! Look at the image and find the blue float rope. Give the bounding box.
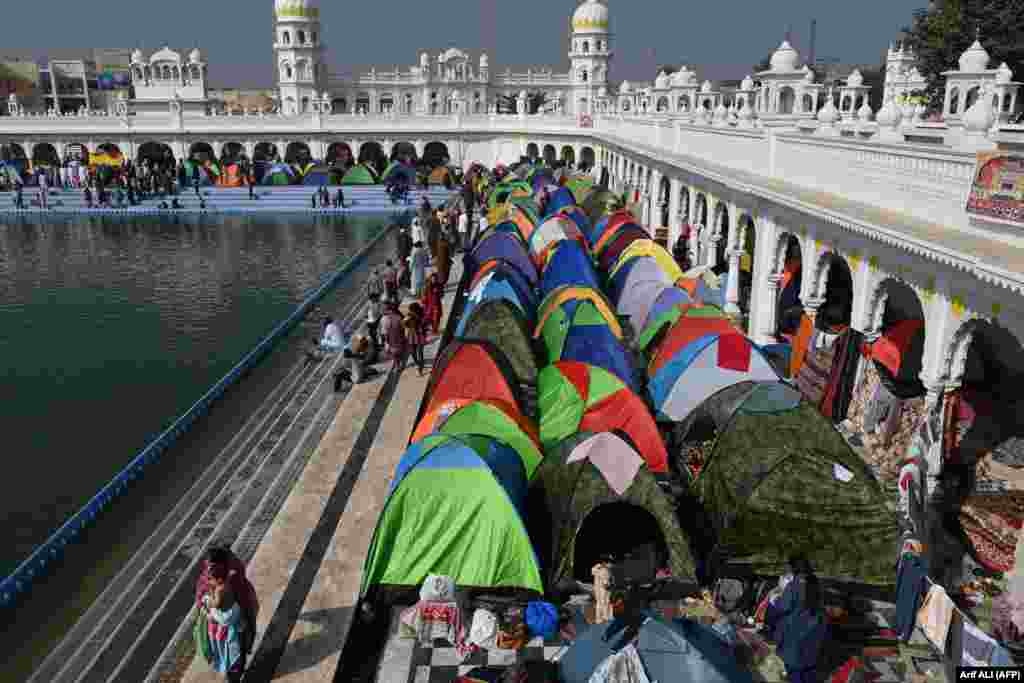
[0,222,399,608]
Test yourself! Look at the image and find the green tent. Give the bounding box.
[414,399,543,479]
[581,187,623,225]
[362,434,544,597]
[458,299,540,388]
[690,381,900,584]
[527,432,695,586]
[341,163,379,185]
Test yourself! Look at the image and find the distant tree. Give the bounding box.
[902,0,1024,112]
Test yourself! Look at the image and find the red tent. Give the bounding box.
[648,306,737,377]
[422,340,524,417]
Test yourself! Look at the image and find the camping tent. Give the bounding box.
[637,297,716,352]
[411,398,543,479]
[648,306,737,377]
[421,339,525,419]
[468,232,538,287]
[528,214,587,268]
[537,362,668,472]
[182,159,215,185]
[458,299,540,388]
[608,256,676,307]
[543,185,577,217]
[642,287,693,335]
[559,615,749,683]
[597,226,650,273]
[581,188,622,225]
[527,432,688,587]
[217,163,245,187]
[690,381,900,583]
[563,175,595,204]
[302,164,335,186]
[557,205,592,236]
[459,269,537,328]
[589,209,638,249]
[610,239,684,283]
[361,434,544,596]
[475,222,525,248]
[488,179,533,208]
[382,161,416,186]
[649,333,779,423]
[540,240,601,299]
[261,162,295,185]
[341,163,378,185]
[428,165,453,185]
[559,318,640,395]
[535,286,623,360]
[617,281,675,338]
[469,258,537,305]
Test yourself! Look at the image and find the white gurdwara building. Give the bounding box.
[272,0,612,117]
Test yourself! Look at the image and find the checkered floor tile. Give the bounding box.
[405,635,566,682]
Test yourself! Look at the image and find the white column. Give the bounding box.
[668,177,682,247]
[723,205,742,315]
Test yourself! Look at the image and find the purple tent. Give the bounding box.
[469,232,538,286]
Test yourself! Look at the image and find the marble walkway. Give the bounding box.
[178,265,462,683]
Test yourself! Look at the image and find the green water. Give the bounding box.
[0,213,386,577]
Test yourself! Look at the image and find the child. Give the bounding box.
[204,565,246,681]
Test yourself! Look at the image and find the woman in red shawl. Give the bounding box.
[195,545,259,662]
[421,271,444,336]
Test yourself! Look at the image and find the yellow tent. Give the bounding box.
[534,285,623,340]
[610,239,684,283]
[89,152,124,168]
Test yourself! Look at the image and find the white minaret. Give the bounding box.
[274,0,323,115]
[569,0,611,117]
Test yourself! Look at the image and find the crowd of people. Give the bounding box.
[305,191,483,397]
[5,156,262,210]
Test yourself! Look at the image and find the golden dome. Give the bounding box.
[572,0,609,33]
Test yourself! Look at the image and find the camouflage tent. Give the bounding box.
[527,432,695,587]
[690,381,899,584]
[458,299,540,388]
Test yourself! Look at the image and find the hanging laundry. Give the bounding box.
[895,554,928,641]
[961,619,998,666]
[916,584,955,651]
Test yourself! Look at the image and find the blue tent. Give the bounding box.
[558,206,592,236]
[458,270,537,334]
[473,259,537,309]
[540,240,601,300]
[559,615,752,683]
[544,186,577,217]
[469,232,538,287]
[383,162,416,186]
[531,169,555,192]
[561,321,640,395]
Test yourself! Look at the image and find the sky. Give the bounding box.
[1,0,930,88]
